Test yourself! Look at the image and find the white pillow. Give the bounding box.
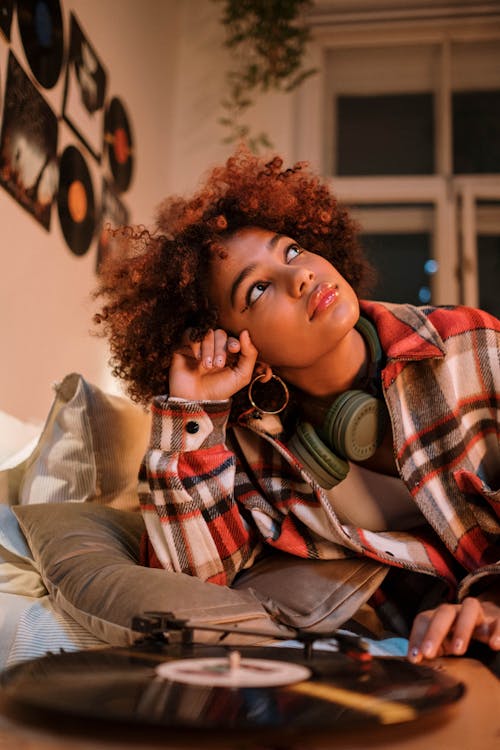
[0,410,41,465]
[16,372,151,511]
[0,411,41,505]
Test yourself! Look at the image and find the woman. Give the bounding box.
[95,149,500,664]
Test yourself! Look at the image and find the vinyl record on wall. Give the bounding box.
[17,0,64,89]
[96,179,129,272]
[104,96,133,193]
[0,0,14,41]
[57,144,95,256]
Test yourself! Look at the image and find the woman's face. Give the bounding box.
[209,227,360,381]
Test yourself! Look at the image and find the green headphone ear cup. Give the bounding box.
[288,422,349,488]
[322,390,389,462]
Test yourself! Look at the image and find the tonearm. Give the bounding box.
[131,611,371,661]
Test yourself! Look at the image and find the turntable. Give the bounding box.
[0,612,465,740]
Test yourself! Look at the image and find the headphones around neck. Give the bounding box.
[287,317,389,488]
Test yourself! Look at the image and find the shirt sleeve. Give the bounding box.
[140,396,260,586]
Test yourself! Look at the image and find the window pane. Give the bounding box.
[337,94,434,176]
[453,91,500,174]
[478,235,500,319]
[361,233,433,305]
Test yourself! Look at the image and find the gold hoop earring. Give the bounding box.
[248,374,289,415]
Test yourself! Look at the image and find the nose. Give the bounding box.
[287,265,314,298]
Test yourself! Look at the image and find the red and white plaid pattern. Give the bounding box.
[141,301,500,602]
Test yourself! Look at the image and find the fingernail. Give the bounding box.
[214,356,223,367]
[453,638,464,654]
[204,357,212,368]
[422,641,433,658]
[409,647,420,662]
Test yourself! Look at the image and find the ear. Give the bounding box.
[253,360,273,383]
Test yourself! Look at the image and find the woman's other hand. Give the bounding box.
[408,594,500,662]
[169,328,258,402]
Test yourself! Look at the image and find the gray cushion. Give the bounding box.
[234,551,388,632]
[13,503,281,647]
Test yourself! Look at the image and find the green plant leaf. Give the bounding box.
[214,0,316,149]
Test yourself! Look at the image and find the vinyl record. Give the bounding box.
[0,643,464,738]
[17,0,64,89]
[95,179,129,272]
[104,96,133,193]
[0,0,14,41]
[57,144,95,256]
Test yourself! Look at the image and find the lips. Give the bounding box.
[308,283,339,319]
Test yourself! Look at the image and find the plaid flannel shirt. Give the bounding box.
[141,301,500,601]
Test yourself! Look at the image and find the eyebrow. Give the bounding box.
[229,233,283,309]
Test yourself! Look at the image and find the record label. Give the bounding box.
[156,655,312,688]
[113,127,128,164]
[67,179,87,223]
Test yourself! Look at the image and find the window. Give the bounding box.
[458,194,500,317]
[295,6,500,314]
[363,232,433,304]
[453,91,500,174]
[478,233,500,318]
[337,94,434,176]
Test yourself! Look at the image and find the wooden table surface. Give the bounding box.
[0,657,498,750]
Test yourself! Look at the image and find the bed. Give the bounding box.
[0,372,407,674]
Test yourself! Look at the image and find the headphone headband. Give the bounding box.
[354,316,383,390]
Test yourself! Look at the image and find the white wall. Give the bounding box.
[167,0,299,195]
[0,0,181,422]
[0,0,301,424]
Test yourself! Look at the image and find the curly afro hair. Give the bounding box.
[94,147,373,406]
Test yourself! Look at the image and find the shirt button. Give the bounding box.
[186,421,200,434]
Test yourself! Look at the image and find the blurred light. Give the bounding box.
[424,259,438,274]
[418,286,432,303]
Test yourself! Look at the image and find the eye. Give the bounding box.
[285,243,302,262]
[247,281,269,306]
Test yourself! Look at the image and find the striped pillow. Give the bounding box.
[18,373,151,510]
